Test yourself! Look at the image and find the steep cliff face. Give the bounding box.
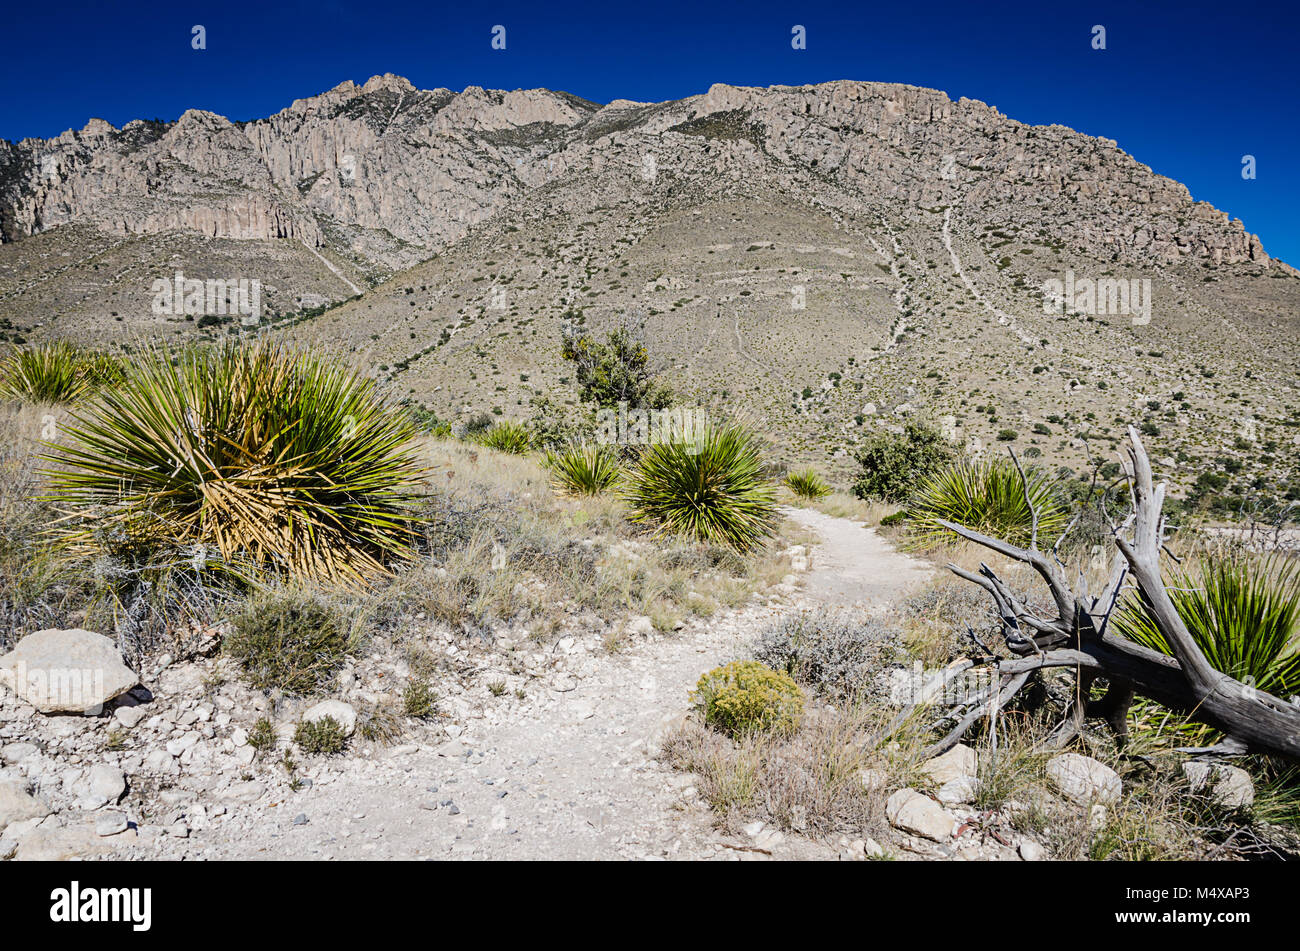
[0,76,1277,273]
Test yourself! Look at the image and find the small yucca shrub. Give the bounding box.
[44,340,425,583]
[545,443,620,495]
[1114,552,1300,697]
[784,467,831,500]
[475,420,533,454]
[0,342,122,403]
[693,660,803,736]
[621,422,778,552]
[907,458,1066,548]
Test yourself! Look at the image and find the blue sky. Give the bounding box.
[2,0,1296,263]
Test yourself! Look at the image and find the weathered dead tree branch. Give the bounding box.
[934,427,1300,761]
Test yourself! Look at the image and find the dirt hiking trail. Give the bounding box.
[151,507,932,860]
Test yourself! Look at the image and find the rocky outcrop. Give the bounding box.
[0,76,1277,273]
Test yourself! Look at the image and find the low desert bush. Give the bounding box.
[852,423,955,503]
[224,589,357,695]
[294,715,349,755]
[693,660,804,736]
[751,609,899,699]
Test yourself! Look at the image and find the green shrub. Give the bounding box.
[561,319,672,410]
[693,660,803,736]
[621,422,778,552]
[783,467,831,500]
[545,443,620,495]
[852,423,956,502]
[1114,552,1300,697]
[294,715,348,755]
[247,717,277,754]
[0,342,123,403]
[44,340,424,583]
[402,678,437,719]
[225,590,356,695]
[907,458,1067,547]
[474,420,533,454]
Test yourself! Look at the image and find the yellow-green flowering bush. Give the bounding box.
[693,660,803,736]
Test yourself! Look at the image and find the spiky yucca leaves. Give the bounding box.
[44,341,425,583]
[621,423,778,552]
[474,420,533,455]
[784,468,831,500]
[1114,553,1300,697]
[0,342,123,403]
[906,458,1067,548]
[545,443,620,496]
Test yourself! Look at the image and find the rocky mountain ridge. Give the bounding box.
[0,75,1280,274]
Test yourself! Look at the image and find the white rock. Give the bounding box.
[1046,753,1122,806]
[0,742,38,765]
[113,705,148,728]
[1019,839,1046,861]
[0,629,138,713]
[0,780,51,833]
[95,812,128,837]
[886,788,957,842]
[86,764,126,804]
[625,615,655,637]
[302,700,357,737]
[1183,761,1254,809]
[937,776,979,805]
[165,731,201,757]
[923,744,977,785]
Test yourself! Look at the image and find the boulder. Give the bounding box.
[922,743,977,785]
[1183,761,1254,810]
[1046,753,1122,805]
[0,629,138,714]
[886,788,957,842]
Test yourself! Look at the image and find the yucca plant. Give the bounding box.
[906,457,1067,548]
[621,422,778,552]
[1114,552,1300,698]
[474,420,533,455]
[545,443,620,496]
[43,340,425,583]
[0,342,121,403]
[784,467,831,500]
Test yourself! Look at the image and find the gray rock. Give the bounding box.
[1046,753,1122,806]
[0,629,139,713]
[95,812,128,837]
[1,742,38,765]
[923,744,977,785]
[86,765,126,804]
[886,788,957,842]
[1183,761,1255,810]
[1018,839,1046,861]
[302,700,357,737]
[113,705,148,729]
[937,776,979,805]
[0,780,52,834]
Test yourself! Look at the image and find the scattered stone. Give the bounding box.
[0,780,52,833]
[922,744,977,785]
[886,789,957,842]
[626,615,655,637]
[1183,761,1255,810]
[1046,753,1122,806]
[95,812,128,837]
[742,820,765,837]
[0,629,139,713]
[1,742,38,765]
[219,781,265,805]
[86,765,126,805]
[937,776,979,805]
[113,705,148,729]
[1018,839,1046,861]
[292,813,309,826]
[302,700,357,737]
